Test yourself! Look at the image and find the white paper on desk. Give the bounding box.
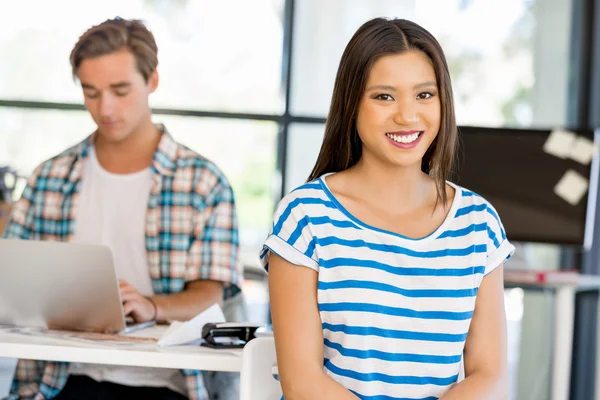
[554,169,589,206]
[568,136,597,165]
[543,129,577,159]
[157,303,225,347]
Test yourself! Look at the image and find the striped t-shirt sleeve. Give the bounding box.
[260,192,319,272]
[485,203,515,275]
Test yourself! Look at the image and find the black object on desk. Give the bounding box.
[201,322,263,349]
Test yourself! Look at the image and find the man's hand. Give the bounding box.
[119,279,223,324]
[119,280,156,323]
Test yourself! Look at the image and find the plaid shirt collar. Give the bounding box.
[65,123,178,186]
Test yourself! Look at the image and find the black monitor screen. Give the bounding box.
[455,126,596,245]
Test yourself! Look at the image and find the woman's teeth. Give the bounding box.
[386,132,421,144]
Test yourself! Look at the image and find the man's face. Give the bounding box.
[77,48,158,144]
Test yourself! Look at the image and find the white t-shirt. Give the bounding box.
[69,146,187,396]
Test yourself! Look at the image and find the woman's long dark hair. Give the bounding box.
[307,18,457,206]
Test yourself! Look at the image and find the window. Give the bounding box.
[0,108,92,176]
[290,0,572,128]
[415,0,572,127]
[285,123,324,193]
[0,0,284,114]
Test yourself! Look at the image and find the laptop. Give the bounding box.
[0,239,154,334]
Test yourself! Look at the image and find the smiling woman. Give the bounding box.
[365,78,437,149]
[263,18,514,400]
[357,52,441,172]
[308,21,456,207]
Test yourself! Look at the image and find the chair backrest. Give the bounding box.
[240,336,283,400]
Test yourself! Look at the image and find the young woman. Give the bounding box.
[261,17,514,400]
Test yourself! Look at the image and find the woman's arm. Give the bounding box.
[269,253,359,400]
[441,265,508,400]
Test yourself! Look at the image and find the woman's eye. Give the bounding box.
[375,94,394,101]
[417,92,434,100]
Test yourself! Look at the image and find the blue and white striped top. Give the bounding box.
[260,174,515,400]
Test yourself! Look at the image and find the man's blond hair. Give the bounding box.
[70,17,158,82]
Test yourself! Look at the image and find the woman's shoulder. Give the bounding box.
[284,178,328,201]
[453,183,490,205]
[452,183,503,223]
[273,178,331,217]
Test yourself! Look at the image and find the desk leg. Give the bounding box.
[552,286,575,400]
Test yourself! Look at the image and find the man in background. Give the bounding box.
[3,18,243,400]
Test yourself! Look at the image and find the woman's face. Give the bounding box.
[356,50,441,170]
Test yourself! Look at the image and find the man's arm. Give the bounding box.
[120,279,223,323]
[121,178,241,323]
[440,265,508,400]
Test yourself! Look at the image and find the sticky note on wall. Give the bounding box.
[554,169,590,206]
[568,136,596,165]
[544,129,577,159]
[544,128,598,165]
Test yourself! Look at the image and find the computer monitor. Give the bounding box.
[455,126,599,245]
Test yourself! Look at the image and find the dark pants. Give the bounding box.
[53,375,188,400]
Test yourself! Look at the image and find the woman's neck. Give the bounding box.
[348,157,434,214]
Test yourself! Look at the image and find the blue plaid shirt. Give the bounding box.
[2,127,242,400]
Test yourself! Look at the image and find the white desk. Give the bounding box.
[0,325,243,372]
[504,271,600,400]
